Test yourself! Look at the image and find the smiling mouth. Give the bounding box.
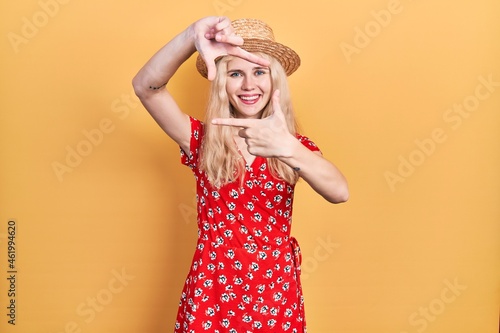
[239,95,261,105]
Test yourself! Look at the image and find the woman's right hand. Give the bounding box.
[191,16,270,80]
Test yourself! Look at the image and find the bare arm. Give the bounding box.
[278,142,349,204]
[132,16,270,153]
[132,26,195,153]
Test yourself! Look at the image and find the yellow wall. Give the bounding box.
[1,0,499,332]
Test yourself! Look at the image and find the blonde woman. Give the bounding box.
[133,16,348,333]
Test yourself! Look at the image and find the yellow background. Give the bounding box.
[1,0,499,332]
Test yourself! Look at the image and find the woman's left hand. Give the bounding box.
[212,90,295,158]
[194,16,270,81]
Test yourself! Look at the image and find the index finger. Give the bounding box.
[215,33,244,46]
[214,16,232,32]
[213,19,244,46]
[229,47,271,68]
[212,117,261,127]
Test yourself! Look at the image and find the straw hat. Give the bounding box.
[196,18,301,78]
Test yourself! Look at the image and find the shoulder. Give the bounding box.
[296,133,321,152]
[188,116,205,140]
[189,116,204,131]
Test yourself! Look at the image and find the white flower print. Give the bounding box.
[229,189,239,199]
[220,293,230,302]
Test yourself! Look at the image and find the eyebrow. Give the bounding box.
[227,66,270,73]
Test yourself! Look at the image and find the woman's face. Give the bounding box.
[225,56,272,119]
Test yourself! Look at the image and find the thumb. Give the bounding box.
[199,51,218,81]
[268,89,289,133]
[204,57,216,81]
[271,89,284,117]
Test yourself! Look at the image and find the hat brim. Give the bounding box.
[196,39,301,79]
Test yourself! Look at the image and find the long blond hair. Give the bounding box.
[200,53,300,187]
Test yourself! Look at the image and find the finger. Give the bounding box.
[272,89,280,105]
[230,48,271,67]
[206,17,232,41]
[238,128,248,138]
[204,29,216,40]
[271,89,283,114]
[202,55,217,81]
[266,89,284,119]
[216,33,244,46]
[213,18,244,45]
[212,117,259,127]
[214,16,231,31]
[269,89,289,132]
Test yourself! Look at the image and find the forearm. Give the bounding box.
[132,24,196,96]
[279,138,349,204]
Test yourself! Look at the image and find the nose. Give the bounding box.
[241,75,255,91]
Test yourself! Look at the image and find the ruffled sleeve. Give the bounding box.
[296,134,321,153]
[180,116,204,169]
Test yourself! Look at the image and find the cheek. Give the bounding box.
[225,80,240,97]
[264,79,273,96]
[225,84,237,106]
[263,78,273,93]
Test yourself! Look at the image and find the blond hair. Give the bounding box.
[200,53,300,187]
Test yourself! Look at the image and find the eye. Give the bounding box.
[255,69,267,76]
[229,72,242,77]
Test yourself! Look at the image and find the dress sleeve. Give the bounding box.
[180,116,204,169]
[296,134,321,153]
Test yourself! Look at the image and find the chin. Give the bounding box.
[232,106,265,119]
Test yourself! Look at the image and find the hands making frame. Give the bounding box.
[212,90,295,159]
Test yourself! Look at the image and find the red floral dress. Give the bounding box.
[174,117,320,333]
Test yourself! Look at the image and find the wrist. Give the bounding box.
[186,23,199,48]
[277,134,301,160]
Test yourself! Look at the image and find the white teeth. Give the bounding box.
[240,95,259,101]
